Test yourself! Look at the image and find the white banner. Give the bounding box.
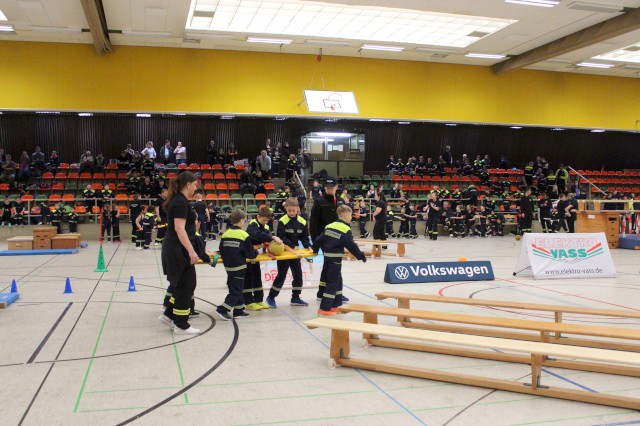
[304,90,359,114]
[514,233,616,279]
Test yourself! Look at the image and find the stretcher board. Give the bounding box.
[199,248,316,264]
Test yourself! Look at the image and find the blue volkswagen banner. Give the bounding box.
[384,261,495,284]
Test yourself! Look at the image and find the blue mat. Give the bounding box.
[619,234,640,250]
[0,292,19,308]
[0,249,78,256]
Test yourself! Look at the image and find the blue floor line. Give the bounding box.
[278,309,427,426]
[591,420,640,426]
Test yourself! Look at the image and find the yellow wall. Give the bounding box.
[1,40,639,129]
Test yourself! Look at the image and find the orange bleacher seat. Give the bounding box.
[205,194,217,201]
[201,164,211,170]
[412,176,422,182]
[21,194,34,201]
[54,172,67,180]
[51,183,64,191]
[189,163,200,170]
[167,173,177,179]
[93,183,103,190]
[402,175,412,182]
[212,164,223,170]
[178,164,188,169]
[106,173,117,181]
[228,183,240,191]
[92,206,101,214]
[117,205,128,214]
[42,172,54,180]
[106,163,118,170]
[68,172,79,180]
[202,173,213,181]
[255,193,267,200]
[401,184,410,191]
[432,176,442,182]
[62,194,75,201]
[115,194,128,200]
[204,183,215,192]
[216,183,228,191]
[226,173,237,181]
[214,173,226,181]
[218,194,230,200]
[442,176,451,182]
[392,175,401,182]
[75,205,87,214]
[49,194,62,201]
[93,173,105,181]
[117,172,128,181]
[59,163,70,169]
[80,173,92,180]
[264,183,275,191]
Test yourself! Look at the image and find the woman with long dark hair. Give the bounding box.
[372,192,387,242]
[159,171,202,334]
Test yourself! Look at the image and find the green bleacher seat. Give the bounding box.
[35,194,48,201]
[247,205,259,215]
[242,194,254,199]
[8,194,20,200]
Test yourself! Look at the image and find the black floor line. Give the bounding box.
[27,302,73,364]
[17,244,121,425]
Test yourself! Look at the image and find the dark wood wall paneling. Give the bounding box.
[0,113,638,171]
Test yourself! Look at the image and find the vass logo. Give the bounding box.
[532,242,604,264]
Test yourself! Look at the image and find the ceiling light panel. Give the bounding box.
[594,44,640,64]
[0,9,7,21]
[188,0,516,48]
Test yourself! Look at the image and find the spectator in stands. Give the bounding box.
[415,156,426,176]
[31,146,45,171]
[131,151,143,171]
[281,142,291,162]
[556,164,569,194]
[227,142,238,164]
[158,140,173,165]
[174,142,187,165]
[122,144,133,160]
[79,150,95,174]
[386,155,398,176]
[298,148,311,181]
[16,151,31,181]
[0,149,6,163]
[141,141,156,160]
[206,140,217,165]
[216,147,226,165]
[272,142,282,177]
[483,155,491,168]
[256,150,272,181]
[254,170,266,195]
[366,184,376,199]
[286,154,298,183]
[0,154,16,184]
[264,138,272,156]
[437,155,447,176]
[240,167,257,195]
[95,152,106,172]
[48,150,59,173]
[442,145,453,167]
[117,150,130,171]
[499,155,509,169]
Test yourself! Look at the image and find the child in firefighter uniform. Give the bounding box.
[312,205,366,316]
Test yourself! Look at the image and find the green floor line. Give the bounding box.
[171,330,188,404]
[233,410,403,426]
[73,244,128,413]
[85,374,356,394]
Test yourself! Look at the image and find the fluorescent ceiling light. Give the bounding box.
[0,10,7,21]
[369,118,392,122]
[362,44,404,52]
[247,37,292,44]
[78,113,93,117]
[315,132,353,137]
[567,1,623,13]
[594,44,640,63]
[36,111,60,114]
[305,39,351,47]
[0,25,14,32]
[275,117,287,121]
[505,0,559,7]
[172,113,187,116]
[446,123,458,126]
[551,128,565,131]
[576,61,615,68]
[591,129,606,133]
[324,119,338,122]
[31,26,83,34]
[465,52,506,59]
[221,115,235,119]
[136,113,151,118]
[510,126,523,129]
[398,122,411,124]
[123,30,171,38]
[185,32,234,40]
[188,0,516,49]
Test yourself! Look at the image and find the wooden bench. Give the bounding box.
[340,303,640,376]
[304,317,640,410]
[353,239,412,258]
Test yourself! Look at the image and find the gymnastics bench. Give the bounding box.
[304,317,640,410]
[352,239,412,258]
[340,303,640,376]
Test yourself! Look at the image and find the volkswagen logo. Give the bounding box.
[394,266,410,280]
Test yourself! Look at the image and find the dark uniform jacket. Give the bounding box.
[310,193,344,240]
[277,214,311,249]
[312,219,365,262]
[246,219,273,245]
[220,226,257,272]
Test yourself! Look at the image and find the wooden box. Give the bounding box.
[51,234,81,249]
[33,240,52,250]
[577,211,619,248]
[33,226,57,238]
[8,236,33,251]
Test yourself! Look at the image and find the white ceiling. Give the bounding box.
[2,0,640,78]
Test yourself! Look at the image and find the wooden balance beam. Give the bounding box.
[340,303,640,376]
[304,317,640,410]
[353,239,412,258]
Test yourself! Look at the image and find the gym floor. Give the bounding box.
[1,236,639,426]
